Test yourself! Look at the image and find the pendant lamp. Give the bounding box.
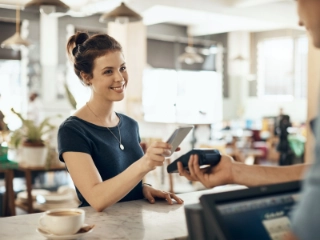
[178,35,204,65]
[1,5,30,50]
[100,2,142,24]
[24,0,70,14]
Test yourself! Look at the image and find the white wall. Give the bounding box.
[223,78,307,123]
[223,31,308,124]
[223,76,242,121]
[244,98,307,123]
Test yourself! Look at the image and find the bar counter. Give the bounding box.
[0,185,245,240]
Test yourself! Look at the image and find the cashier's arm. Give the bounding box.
[178,154,310,188]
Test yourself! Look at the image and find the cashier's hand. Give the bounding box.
[142,184,184,205]
[177,154,234,189]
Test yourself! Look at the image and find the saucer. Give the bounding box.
[36,223,94,239]
[17,189,50,202]
[41,192,75,203]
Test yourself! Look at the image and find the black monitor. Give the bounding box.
[199,181,301,240]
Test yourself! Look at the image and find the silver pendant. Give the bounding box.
[120,144,124,150]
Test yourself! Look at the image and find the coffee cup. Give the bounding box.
[38,208,85,235]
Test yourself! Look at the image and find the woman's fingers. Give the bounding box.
[144,190,155,204]
[149,147,171,156]
[163,192,173,205]
[152,190,172,204]
[150,142,171,150]
[169,192,184,204]
[148,153,165,162]
[154,191,184,205]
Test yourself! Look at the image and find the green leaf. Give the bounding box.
[11,108,61,145]
[64,83,77,110]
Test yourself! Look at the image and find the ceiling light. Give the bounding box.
[199,47,211,55]
[178,52,204,65]
[178,35,204,65]
[209,46,219,54]
[1,5,30,50]
[24,0,70,14]
[99,2,142,24]
[232,55,247,61]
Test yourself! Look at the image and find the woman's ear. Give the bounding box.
[80,72,91,86]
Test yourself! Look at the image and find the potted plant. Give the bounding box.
[7,128,23,162]
[11,108,60,167]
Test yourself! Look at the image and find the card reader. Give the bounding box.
[167,149,221,173]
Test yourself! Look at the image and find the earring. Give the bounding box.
[87,82,91,86]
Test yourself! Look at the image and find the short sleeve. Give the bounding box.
[58,123,92,162]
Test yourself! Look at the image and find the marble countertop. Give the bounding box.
[0,185,246,240]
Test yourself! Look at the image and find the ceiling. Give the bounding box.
[0,0,304,36]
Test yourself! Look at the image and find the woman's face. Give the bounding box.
[89,51,128,102]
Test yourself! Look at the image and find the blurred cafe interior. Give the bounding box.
[0,0,319,230]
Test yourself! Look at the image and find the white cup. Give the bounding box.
[38,208,85,235]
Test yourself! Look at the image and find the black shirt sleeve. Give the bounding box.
[58,122,92,162]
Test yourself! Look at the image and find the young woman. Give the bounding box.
[58,32,183,212]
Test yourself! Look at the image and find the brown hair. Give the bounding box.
[66,31,122,85]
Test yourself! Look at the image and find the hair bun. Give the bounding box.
[72,46,78,57]
[75,32,89,45]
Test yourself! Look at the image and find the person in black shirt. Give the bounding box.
[58,32,183,211]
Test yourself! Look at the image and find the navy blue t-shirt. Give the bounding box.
[57,113,144,207]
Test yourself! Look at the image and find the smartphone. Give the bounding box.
[163,126,194,157]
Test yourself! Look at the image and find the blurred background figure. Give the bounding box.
[276,114,294,165]
[274,107,284,136]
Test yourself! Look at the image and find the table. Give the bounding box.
[15,164,67,214]
[1,163,66,216]
[0,160,18,216]
[0,185,246,240]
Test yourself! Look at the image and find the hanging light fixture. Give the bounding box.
[99,2,142,24]
[1,4,30,50]
[24,0,70,15]
[178,35,204,65]
[232,55,247,61]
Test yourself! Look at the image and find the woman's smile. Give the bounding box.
[109,84,125,93]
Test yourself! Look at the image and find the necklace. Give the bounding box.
[86,102,124,150]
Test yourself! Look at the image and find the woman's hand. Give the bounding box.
[139,142,172,173]
[177,154,235,188]
[142,184,184,205]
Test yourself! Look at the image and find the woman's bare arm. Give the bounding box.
[64,152,146,211]
[64,142,171,211]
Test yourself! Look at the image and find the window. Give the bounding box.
[142,69,223,124]
[257,36,308,100]
[0,60,23,130]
